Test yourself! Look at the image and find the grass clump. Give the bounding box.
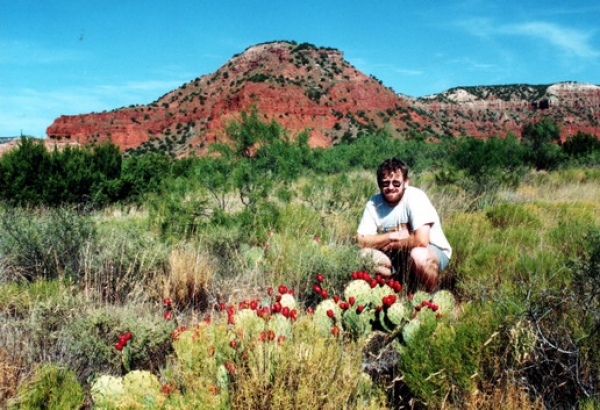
[9,363,84,410]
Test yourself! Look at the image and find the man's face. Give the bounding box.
[378,170,406,206]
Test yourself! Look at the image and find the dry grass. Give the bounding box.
[154,243,216,310]
[229,316,389,410]
[0,347,25,408]
[465,380,545,410]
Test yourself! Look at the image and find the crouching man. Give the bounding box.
[356,158,452,291]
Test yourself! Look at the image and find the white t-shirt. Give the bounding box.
[357,186,452,259]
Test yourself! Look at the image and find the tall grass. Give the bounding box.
[0,167,598,409]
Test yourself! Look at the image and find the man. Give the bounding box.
[356,158,451,291]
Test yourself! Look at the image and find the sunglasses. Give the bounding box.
[379,180,404,188]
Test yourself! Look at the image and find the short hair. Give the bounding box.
[376,158,409,184]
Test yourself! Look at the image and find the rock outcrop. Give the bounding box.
[46,41,600,155]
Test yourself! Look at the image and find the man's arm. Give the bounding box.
[355,232,395,250]
[380,224,432,252]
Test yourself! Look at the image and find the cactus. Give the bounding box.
[343,280,372,306]
[401,318,422,346]
[122,370,161,403]
[410,290,431,307]
[216,364,230,391]
[91,374,125,405]
[311,299,341,337]
[234,308,266,339]
[386,301,410,326]
[342,306,374,336]
[431,290,456,317]
[370,283,395,307]
[267,313,293,339]
[314,299,342,322]
[279,293,298,311]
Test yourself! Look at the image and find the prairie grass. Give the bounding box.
[153,243,216,311]
[1,167,598,409]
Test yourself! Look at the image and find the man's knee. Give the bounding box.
[410,247,437,269]
[360,248,392,267]
[360,248,394,277]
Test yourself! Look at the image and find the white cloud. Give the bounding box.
[504,21,599,58]
[394,68,422,76]
[0,39,83,65]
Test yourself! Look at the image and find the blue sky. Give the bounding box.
[2,0,600,138]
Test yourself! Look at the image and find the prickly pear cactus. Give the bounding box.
[267,313,293,339]
[342,306,374,336]
[234,308,266,339]
[216,364,230,391]
[370,284,395,307]
[310,299,340,337]
[122,370,161,403]
[410,290,431,307]
[90,374,125,405]
[431,290,456,317]
[401,317,422,346]
[386,302,410,326]
[279,293,298,311]
[343,280,373,306]
[314,299,342,322]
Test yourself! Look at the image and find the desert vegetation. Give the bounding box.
[0,111,598,409]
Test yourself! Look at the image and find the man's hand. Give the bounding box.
[382,229,410,251]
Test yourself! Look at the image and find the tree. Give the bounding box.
[521,118,563,170]
[0,137,51,205]
[562,131,600,158]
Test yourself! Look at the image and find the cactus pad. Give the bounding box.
[431,290,456,317]
[91,374,125,404]
[386,302,410,326]
[122,370,161,402]
[410,290,431,307]
[343,280,373,306]
[279,293,298,311]
[234,308,266,339]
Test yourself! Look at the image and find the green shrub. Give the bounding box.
[0,280,82,370]
[397,301,500,408]
[59,304,174,380]
[10,364,84,410]
[83,219,168,303]
[0,206,95,282]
